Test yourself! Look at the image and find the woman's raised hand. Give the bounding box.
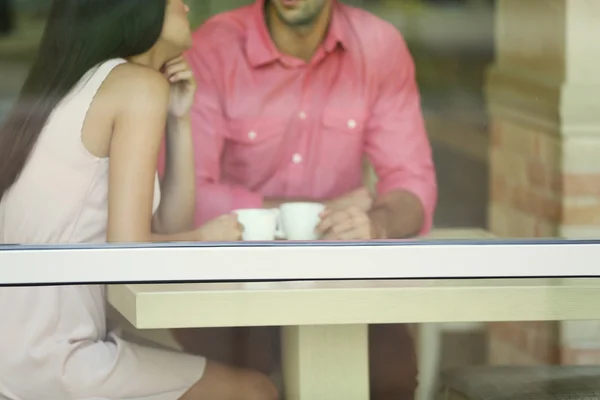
[162,56,197,118]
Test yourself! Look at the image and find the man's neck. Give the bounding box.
[266,3,332,62]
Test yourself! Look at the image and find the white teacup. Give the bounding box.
[234,209,278,241]
[277,202,325,240]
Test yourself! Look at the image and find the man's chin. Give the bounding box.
[278,0,306,9]
[278,11,315,27]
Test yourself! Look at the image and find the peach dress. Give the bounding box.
[0,59,205,400]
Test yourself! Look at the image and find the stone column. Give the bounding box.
[487,0,600,365]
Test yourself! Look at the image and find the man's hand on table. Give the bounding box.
[316,206,386,240]
[315,187,384,240]
[263,186,389,240]
[324,187,373,213]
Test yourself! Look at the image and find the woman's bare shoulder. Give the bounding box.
[101,62,170,109]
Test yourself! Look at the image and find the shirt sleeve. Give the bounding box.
[185,44,264,227]
[364,32,437,235]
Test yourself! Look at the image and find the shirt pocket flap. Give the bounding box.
[321,111,366,134]
[226,117,286,144]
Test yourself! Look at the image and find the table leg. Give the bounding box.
[416,323,441,400]
[282,324,369,400]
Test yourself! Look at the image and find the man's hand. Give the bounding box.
[326,187,374,213]
[316,206,385,240]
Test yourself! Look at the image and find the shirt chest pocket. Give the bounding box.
[223,117,288,176]
[320,111,367,169]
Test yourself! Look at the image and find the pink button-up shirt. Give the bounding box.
[185,0,437,232]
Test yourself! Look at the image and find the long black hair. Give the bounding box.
[0,0,167,200]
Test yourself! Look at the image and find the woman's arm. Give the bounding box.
[152,57,197,234]
[105,64,242,243]
[106,65,195,243]
[152,115,195,234]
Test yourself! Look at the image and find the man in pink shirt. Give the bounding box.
[174,0,437,398]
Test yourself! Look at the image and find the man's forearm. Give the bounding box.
[368,189,425,239]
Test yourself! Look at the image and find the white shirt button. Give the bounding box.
[248,131,257,140]
[292,153,303,164]
[347,119,357,129]
[298,111,307,120]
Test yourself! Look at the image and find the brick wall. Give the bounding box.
[488,117,600,366]
[489,116,600,240]
[488,119,561,238]
[488,117,559,365]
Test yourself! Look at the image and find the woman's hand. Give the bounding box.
[162,56,197,118]
[196,214,244,241]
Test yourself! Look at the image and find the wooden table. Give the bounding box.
[108,278,600,400]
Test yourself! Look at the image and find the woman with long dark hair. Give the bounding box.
[0,0,277,399]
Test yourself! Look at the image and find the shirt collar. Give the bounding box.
[322,1,347,53]
[245,0,347,68]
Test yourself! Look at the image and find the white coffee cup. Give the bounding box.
[234,209,278,241]
[277,202,325,240]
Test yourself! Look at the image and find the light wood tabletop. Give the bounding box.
[108,278,600,329]
[108,277,600,400]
